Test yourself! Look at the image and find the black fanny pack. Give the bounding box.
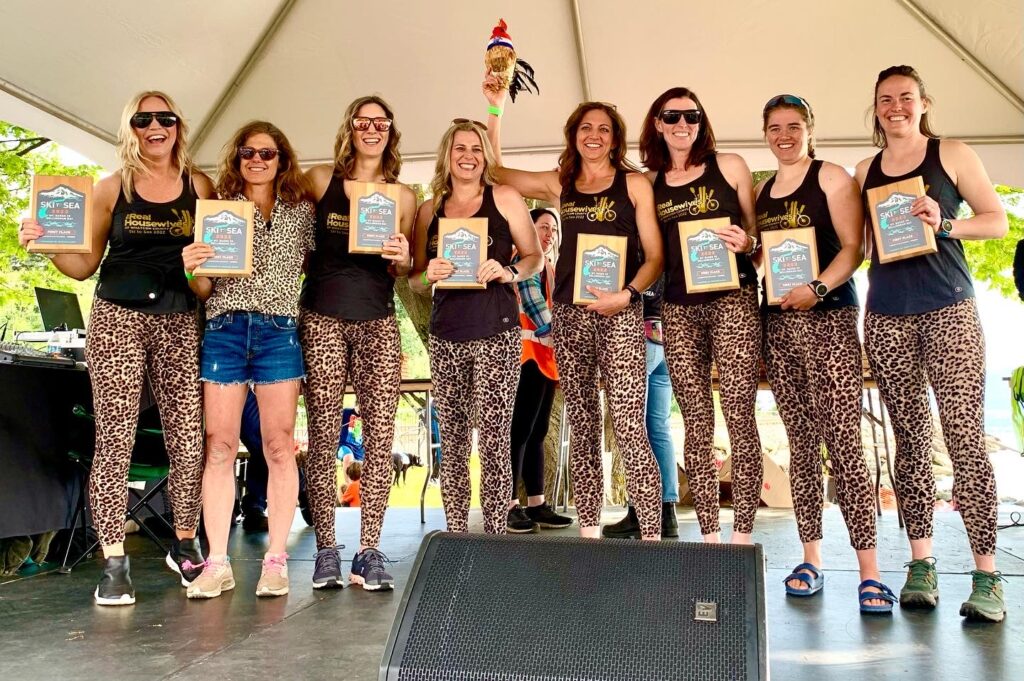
[96,261,166,304]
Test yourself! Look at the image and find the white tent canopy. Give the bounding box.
[2,0,1022,186]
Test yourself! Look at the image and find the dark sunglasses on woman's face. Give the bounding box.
[352,116,393,132]
[658,109,702,125]
[238,146,279,161]
[130,111,179,129]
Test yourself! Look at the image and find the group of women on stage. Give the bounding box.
[19,63,1008,623]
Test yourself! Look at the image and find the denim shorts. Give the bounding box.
[200,312,305,385]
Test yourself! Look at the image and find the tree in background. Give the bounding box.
[1,121,100,336]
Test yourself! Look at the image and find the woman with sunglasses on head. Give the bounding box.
[181,121,314,599]
[483,78,665,540]
[410,120,542,534]
[299,96,416,590]
[19,92,211,605]
[756,94,893,613]
[634,88,763,545]
[855,66,1008,622]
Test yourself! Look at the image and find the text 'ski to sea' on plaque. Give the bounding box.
[193,199,255,277]
[436,217,488,290]
[349,181,402,254]
[28,175,94,254]
[679,217,740,293]
[762,226,819,306]
[867,176,937,264]
[573,234,628,305]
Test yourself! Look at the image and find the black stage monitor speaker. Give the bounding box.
[381,532,767,681]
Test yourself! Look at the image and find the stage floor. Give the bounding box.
[2,504,1022,680]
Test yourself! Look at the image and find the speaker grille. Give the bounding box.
[389,533,763,681]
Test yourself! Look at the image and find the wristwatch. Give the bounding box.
[625,284,642,303]
[937,219,953,239]
[504,264,519,282]
[808,279,829,299]
[745,234,761,255]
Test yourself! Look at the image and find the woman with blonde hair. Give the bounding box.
[182,120,314,599]
[299,96,417,590]
[19,91,212,605]
[410,119,543,534]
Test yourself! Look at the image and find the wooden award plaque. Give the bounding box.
[573,234,628,305]
[193,199,255,277]
[866,176,937,263]
[28,175,94,254]
[761,227,819,305]
[679,217,740,294]
[348,181,402,254]
[436,217,488,290]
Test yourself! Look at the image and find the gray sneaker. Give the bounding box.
[350,548,394,591]
[312,546,345,590]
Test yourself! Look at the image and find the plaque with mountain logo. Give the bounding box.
[193,199,255,277]
[28,175,94,254]
[679,217,740,293]
[762,226,819,305]
[867,176,936,263]
[436,217,488,289]
[349,181,402,254]
[573,234,627,305]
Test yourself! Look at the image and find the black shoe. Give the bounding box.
[241,506,269,533]
[506,505,538,533]
[525,502,573,529]
[602,506,640,539]
[298,488,313,527]
[166,536,205,586]
[94,555,136,606]
[662,502,679,538]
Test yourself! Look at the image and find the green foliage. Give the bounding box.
[961,185,1024,299]
[1,121,101,335]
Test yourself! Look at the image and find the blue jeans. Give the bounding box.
[201,312,305,385]
[646,340,678,502]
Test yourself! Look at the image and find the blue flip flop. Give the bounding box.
[784,563,824,596]
[859,579,898,614]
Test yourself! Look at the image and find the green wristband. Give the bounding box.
[420,270,430,286]
[184,270,195,281]
[488,105,503,118]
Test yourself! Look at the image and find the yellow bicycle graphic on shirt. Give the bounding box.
[587,197,617,222]
[783,200,811,227]
[688,186,720,215]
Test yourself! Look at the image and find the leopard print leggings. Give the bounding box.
[661,286,763,536]
[763,307,877,551]
[552,302,662,538]
[864,298,996,556]
[85,297,203,547]
[429,328,520,534]
[299,311,401,550]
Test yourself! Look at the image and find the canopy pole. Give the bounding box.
[569,0,592,102]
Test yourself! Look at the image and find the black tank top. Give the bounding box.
[556,170,640,305]
[756,160,858,312]
[426,186,518,342]
[300,174,396,321]
[862,138,973,315]
[97,175,197,314]
[654,154,758,305]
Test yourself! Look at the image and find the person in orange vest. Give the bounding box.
[507,208,573,532]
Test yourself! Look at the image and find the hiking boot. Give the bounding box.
[662,502,679,538]
[166,536,205,586]
[312,546,345,590]
[350,548,394,591]
[602,506,640,539]
[94,555,135,606]
[960,570,1007,623]
[256,553,289,597]
[525,502,573,529]
[507,505,538,533]
[186,558,235,599]
[900,557,939,609]
[241,506,269,533]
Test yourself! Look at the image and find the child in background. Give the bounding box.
[339,462,362,507]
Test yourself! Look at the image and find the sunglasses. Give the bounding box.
[763,94,813,116]
[352,116,393,132]
[452,118,488,129]
[658,109,702,125]
[130,111,179,129]
[238,146,279,161]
